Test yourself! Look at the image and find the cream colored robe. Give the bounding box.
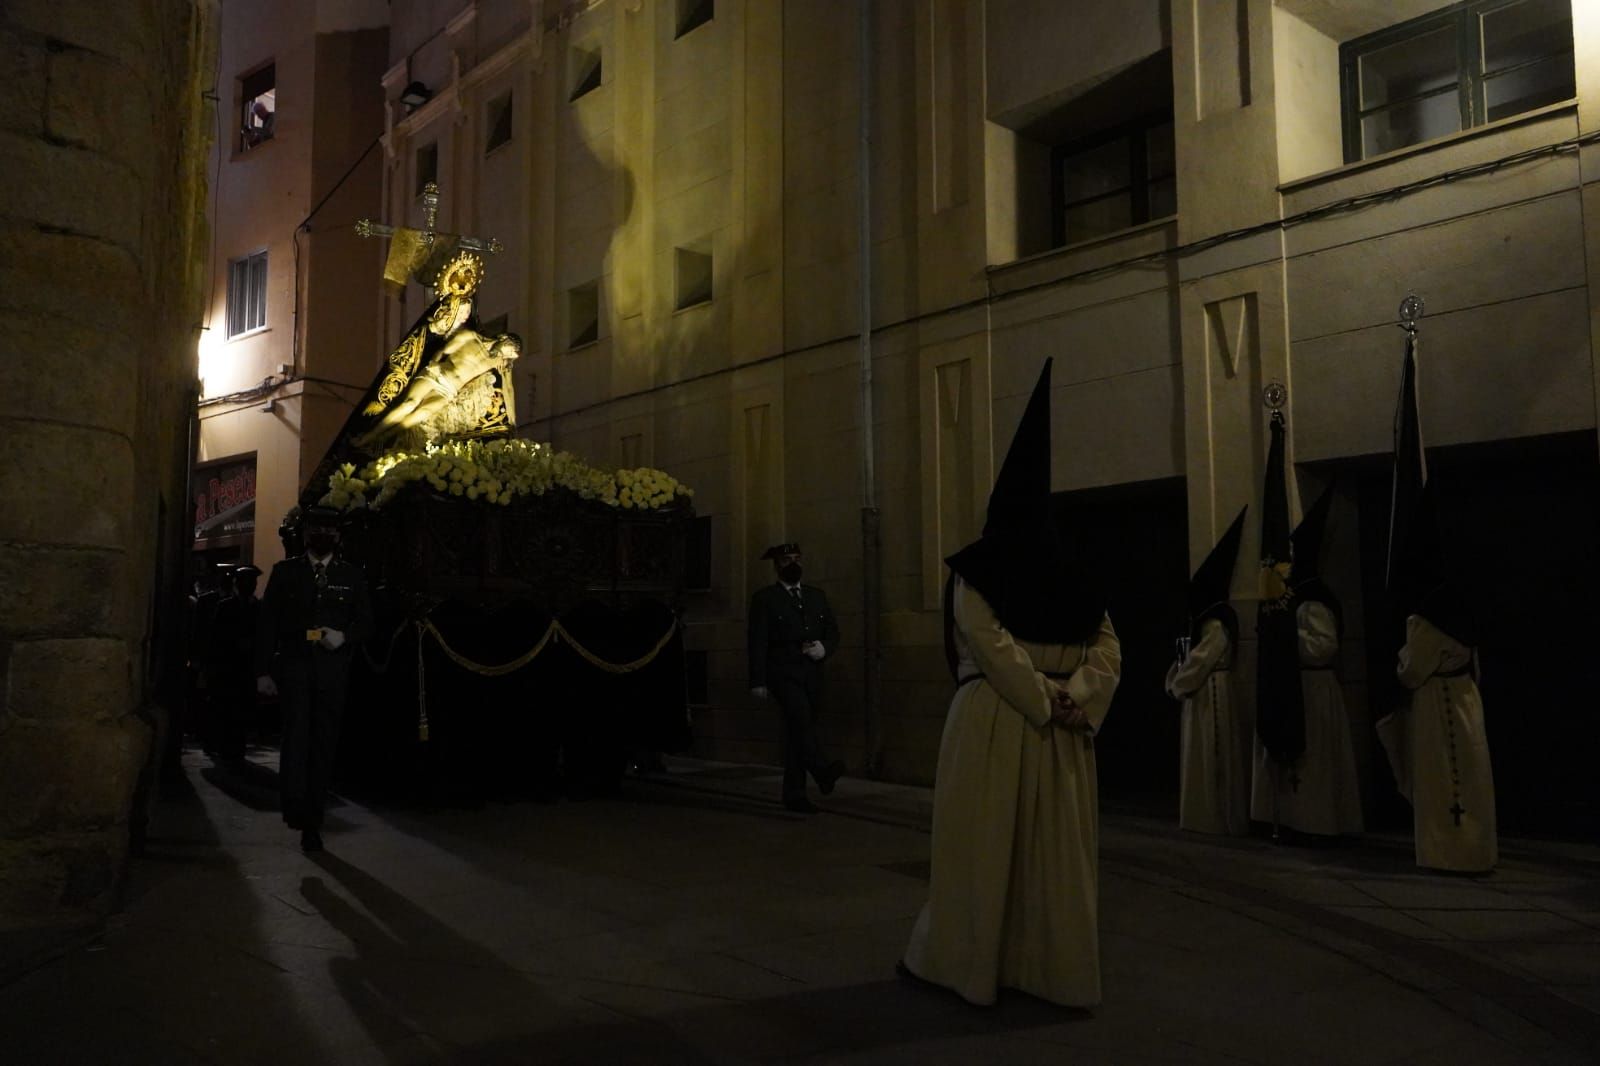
[903,576,1122,1008]
[1250,601,1363,835]
[1376,615,1497,873]
[1165,619,1248,836]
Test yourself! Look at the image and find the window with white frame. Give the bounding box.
[226,250,268,338]
[1340,0,1575,162]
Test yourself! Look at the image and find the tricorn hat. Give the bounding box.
[761,542,801,560]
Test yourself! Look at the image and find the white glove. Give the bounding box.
[255,675,278,698]
[751,686,769,701]
[803,641,826,661]
[319,628,346,651]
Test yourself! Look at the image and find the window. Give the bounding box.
[568,281,599,348]
[226,250,268,338]
[1341,0,1574,162]
[676,0,714,39]
[674,243,713,310]
[1050,115,1175,247]
[485,92,513,154]
[570,46,602,101]
[416,143,438,197]
[239,64,275,152]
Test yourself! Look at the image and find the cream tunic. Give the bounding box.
[903,576,1122,1008]
[1376,615,1497,873]
[1166,619,1248,836]
[1250,601,1364,835]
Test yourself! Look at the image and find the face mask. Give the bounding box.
[778,562,802,585]
[306,533,337,557]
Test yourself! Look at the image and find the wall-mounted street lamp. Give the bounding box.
[400,81,431,112]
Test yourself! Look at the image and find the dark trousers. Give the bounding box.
[276,652,351,830]
[776,672,830,801]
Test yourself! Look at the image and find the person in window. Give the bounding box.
[1377,485,1496,874]
[1166,506,1249,836]
[747,542,843,813]
[900,358,1122,1009]
[255,507,372,852]
[1250,490,1363,839]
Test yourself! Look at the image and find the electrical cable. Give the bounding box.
[529,125,1600,428]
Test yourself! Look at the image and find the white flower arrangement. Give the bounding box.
[318,438,694,513]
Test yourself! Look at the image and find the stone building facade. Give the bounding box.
[0,1,218,934]
[356,0,1600,838]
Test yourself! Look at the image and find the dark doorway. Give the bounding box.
[1341,432,1599,841]
[1052,476,1189,814]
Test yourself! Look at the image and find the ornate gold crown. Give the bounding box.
[435,251,485,298]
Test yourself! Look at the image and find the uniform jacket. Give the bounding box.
[747,582,840,689]
[255,555,374,675]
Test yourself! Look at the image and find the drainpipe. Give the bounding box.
[858,0,883,778]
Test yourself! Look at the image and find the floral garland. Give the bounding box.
[317,438,693,513]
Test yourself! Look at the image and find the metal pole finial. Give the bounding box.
[1398,293,1424,334]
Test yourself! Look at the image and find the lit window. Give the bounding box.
[1341,0,1574,162]
[485,92,513,154]
[239,64,275,152]
[570,47,602,102]
[1051,115,1176,247]
[676,0,714,39]
[227,250,268,338]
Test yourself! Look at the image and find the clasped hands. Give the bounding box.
[1050,689,1088,731]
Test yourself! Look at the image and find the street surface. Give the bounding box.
[2,751,1597,1064]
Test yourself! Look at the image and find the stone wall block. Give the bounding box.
[1,130,142,251]
[4,638,131,725]
[0,421,133,550]
[0,224,143,339]
[46,48,159,182]
[3,1,156,73]
[0,314,138,436]
[0,719,141,836]
[0,26,47,135]
[0,545,122,639]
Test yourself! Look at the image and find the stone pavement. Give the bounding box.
[2,750,1597,1065]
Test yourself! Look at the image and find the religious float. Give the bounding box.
[294,184,694,804]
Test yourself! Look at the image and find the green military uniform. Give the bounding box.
[256,552,372,832]
[748,574,841,806]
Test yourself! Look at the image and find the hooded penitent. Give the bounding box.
[1289,487,1343,632]
[1392,481,1477,648]
[1256,412,1306,765]
[1187,505,1248,646]
[942,358,1105,678]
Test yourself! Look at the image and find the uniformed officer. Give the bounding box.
[255,507,373,852]
[748,542,845,813]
